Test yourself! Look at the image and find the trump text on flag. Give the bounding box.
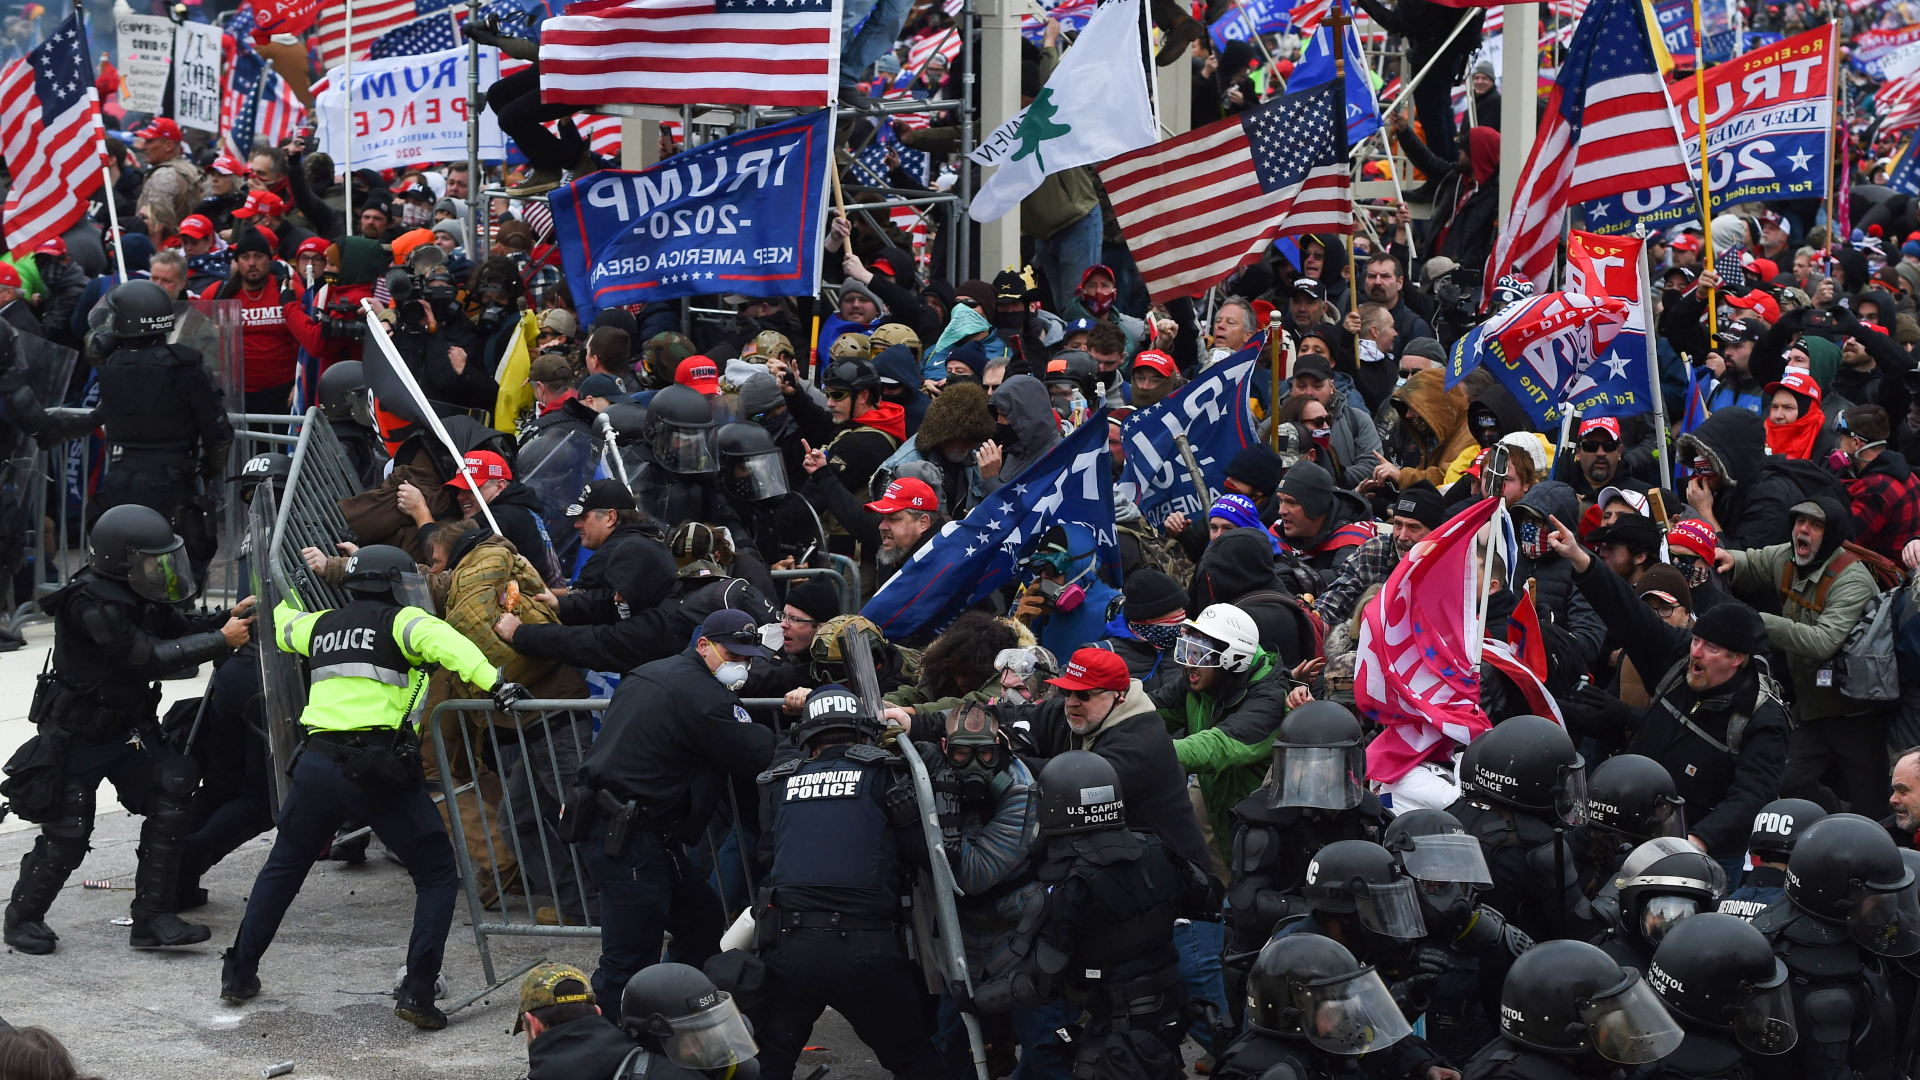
[315,45,504,174]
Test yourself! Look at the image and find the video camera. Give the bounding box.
[320,298,367,340]
[1430,266,1485,342]
[384,265,459,333]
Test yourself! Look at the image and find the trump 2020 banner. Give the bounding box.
[549,111,832,326]
[314,44,504,174]
[1582,25,1834,236]
[1448,292,1632,429]
[1121,349,1260,528]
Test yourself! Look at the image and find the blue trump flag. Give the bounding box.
[1121,350,1261,528]
[1892,132,1920,197]
[1288,2,1379,146]
[549,110,832,326]
[862,416,1120,641]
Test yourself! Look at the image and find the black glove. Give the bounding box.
[492,681,532,713]
[1390,972,1439,1019]
[1560,683,1632,734]
[271,261,289,283]
[280,286,298,305]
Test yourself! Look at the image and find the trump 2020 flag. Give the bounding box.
[1559,231,1654,419]
[862,413,1119,641]
[1357,496,1503,785]
[1446,291,1632,428]
[1121,349,1260,528]
[548,110,832,326]
[966,0,1156,223]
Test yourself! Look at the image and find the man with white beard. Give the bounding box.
[864,477,943,587]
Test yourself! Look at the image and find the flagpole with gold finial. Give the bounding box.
[1691,0,1715,343]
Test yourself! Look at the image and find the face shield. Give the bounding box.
[1732,966,1798,1055]
[1352,878,1428,940]
[1579,971,1687,1064]
[1478,444,1511,497]
[1638,895,1700,946]
[1267,744,1365,810]
[349,386,377,429]
[653,423,717,475]
[393,569,433,612]
[1556,757,1590,826]
[994,647,1046,701]
[128,536,196,602]
[1173,629,1226,668]
[1293,967,1414,1055]
[726,449,790,501]
[1399,833,1494,886]
[659,992,758,1070]
[1847,877,1920,956]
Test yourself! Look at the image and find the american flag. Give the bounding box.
[0,16,105,257]
[499,56,627,157]
[539,0,836,108]
[1879,73,1920,132]
[895,27,959,89]
[224,52,309,159]
[1287,0,1330,36]
[881,86,932,129]
[1097,82,1352,303]
[1486,0,1689,293]
[370,11,464,57]
[315,0,461,71]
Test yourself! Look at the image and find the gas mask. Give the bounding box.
[944,707,1007,804]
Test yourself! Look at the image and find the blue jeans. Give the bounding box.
[1174,917,1226,1054]
[841,0,914,88]
[1032,204,1105,312]
[230,750,459,1000]
[934,993,1074,1079]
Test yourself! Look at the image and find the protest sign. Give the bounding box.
[116,16,174,115]
[172,21,223,132]
[314,45,503,174]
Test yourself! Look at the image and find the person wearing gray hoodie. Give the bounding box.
[982,374,1061,493]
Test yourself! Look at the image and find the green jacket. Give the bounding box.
[1152,649,1290,866]
[274,597,500,733]
[1727,542,1878,720]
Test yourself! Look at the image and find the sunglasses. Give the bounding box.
[1579,440,1620,454]
[825,389,852,401]
[1063,688,1111,702]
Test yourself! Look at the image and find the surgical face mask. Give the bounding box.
[713,660,750,690]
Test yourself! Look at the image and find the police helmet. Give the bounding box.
[230,452,292,505]
[715,421,789,502]
[1384,808,1490,932]
[1586,754,1686,846]
[822,356,883,396]
[1301,839,1428,940]
[790,683,880,750]
[1459,714,1586,823]
[1499,939,1685,1063]
[1784,813,1920,955]
[645,384,717,475]
[1244,934,1411,1054]
[1610,837,1727,948]
[341,544,418,596]
[1037,751,1125,836]
[1747,798,1826,863]
[1649,913,1797,1055]
[88,504,194,602]
[110,280,175,341]
[318,360,375,427]
[1267,700,1365,811]
[604,402,648,445]
[618,962,757,1070]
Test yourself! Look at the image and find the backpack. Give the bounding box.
[1236,589,1328,662]
[1117,519,1194,589]
[1834,585,1902,703]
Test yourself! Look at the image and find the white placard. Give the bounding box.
[171,21,222,132]
[315,46,502,173]
[115,16,174,116]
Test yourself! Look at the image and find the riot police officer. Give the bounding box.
[1718,798,1826,919]
[1384,808,1533,1063]
[1581,753,1686,889]
[1447,715,1598,942]
[616,963,762,1079]
[316,359,389,491]
[972,750,1206,1080]
[1463,939,1685,1080]
[1592,837,1726,971]
[89,280,234,584]
[1226,702,1389,1019]
[716,420,814,569]
[1751,813,1920,1080]
[220,544,526,1030]
[1212,934,1413,1080]
[1641,913,1798,1080]
[752,684,950,1080]
[0,316,96,649]
[2,505,252,954]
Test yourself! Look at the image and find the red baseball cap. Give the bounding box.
[1668,517,1717,562]
[233,189,286,219]
[294,235,331,257]
[676,355,720,394]
[865,477,937,514]
[178,214,214,240]
[1670,232,1702,252]
[1132,350,1179,378]
[0,263,22,289]
[445,450,512,489]
[209,153,245,176]
[1047,647,1130,693]
[1577,417,1621,443]
[1723,289,1780,325]
[1765,368,1821,403]
[32,236,65,257]
[135,117,182,142]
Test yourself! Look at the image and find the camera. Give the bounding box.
[321,299,367,340]
[1430,266,1485,342]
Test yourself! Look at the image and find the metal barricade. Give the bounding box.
[770,563,860,615]
[428,695,788,1011]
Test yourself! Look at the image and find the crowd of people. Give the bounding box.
[9,0,1920,1079]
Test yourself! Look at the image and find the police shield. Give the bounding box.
[249,482,307,811]
[515,426,595,576]
[4,334,77,466]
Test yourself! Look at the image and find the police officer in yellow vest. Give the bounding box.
[218,544,530,1030]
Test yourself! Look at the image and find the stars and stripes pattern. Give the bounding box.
[316,0,462,71]
[1878,72,1920,132]
[369,10,463,57]
[539,0,837,108]
[0,15,105,257]
[1287,0,1331,36]
[1485,0,1690,293]
[901,26,960,85]
[1020,0,1096,38]
[499,57,629,158]
[881,86,933,129]
[1098,82,1352,302]
[223,53,310,159]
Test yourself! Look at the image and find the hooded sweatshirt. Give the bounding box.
[1030,520,1121,659]
[1388,368,1476,487]
[872,344,929,434]
[1443,382,1554,484]
[984,375,1061,493]
[1189,527,1308,667]
[1676,407,1802,552]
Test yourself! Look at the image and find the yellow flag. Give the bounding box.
[492,309,541,434]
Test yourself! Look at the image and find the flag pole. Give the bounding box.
[73,0,127,280]
[344,0,354,245]
[1267,311,1284,448]
[1690,0,1714,343]
[1824,25,1839,271]
[466,0,481,257]
[1633,223,1672,490]
[1326,0,1354,351]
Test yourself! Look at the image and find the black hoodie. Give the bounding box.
[1676,407,1802,553]
[526,1016,641,1080]
[1189,528,1307,668]
[1465,382,1534,447]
